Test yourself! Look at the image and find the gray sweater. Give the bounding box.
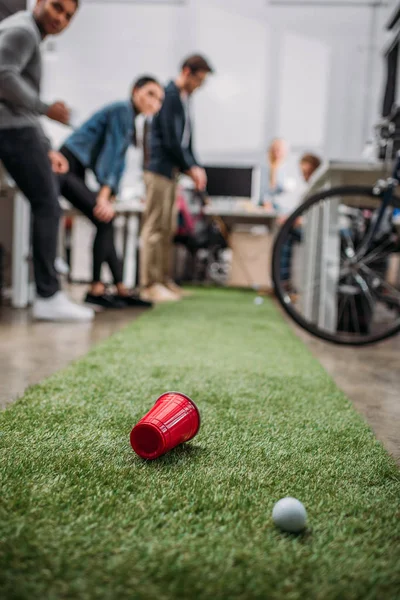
[0,11,49,130]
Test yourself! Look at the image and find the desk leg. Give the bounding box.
[12,193,31,308]
[123,215,139,288]
[114,215,125,258]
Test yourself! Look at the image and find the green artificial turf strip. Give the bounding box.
[0,289,399,600]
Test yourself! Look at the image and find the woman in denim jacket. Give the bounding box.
[58,76,164,308]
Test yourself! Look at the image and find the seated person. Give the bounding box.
[58,76,164,308]
[299,153,321,184]
[280,152,322,284]
[259,138,289,209]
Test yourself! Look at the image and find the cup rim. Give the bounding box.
[130,421,165,460]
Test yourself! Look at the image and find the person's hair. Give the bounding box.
[131,75,161,95]
[181,54,214,75]
[300,153,322,171]
[41,0,79,5]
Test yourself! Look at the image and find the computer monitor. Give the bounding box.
[204,165,260,204]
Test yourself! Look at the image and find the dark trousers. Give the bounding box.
[0,127,60,298]
[280,227,302,282]
[59,147,123,284]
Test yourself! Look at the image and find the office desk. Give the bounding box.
[11,196,144,308]
[200,204,277,288]
[61,198,144,291]
[203,204,277,228]
[11,191,278,306]
[307,160,388,193]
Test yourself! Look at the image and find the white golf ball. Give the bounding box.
[272,497,307,533]
[254,296,264,305]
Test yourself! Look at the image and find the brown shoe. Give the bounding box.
[164,280,193,297]
[141,283,180,303]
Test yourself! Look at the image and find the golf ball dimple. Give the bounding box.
[254,296,264,305]
[272,497,307,533]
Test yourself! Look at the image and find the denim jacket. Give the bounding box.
[63,101,135,193]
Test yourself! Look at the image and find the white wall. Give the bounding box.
[190,1,269,160]
[266,1,389,160]
[36,0,391,164]
[40,1,188,147]
[40,0,270,161]
[276,32,330,150]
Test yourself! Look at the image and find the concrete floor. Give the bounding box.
[0,288,146,410]
[0,288,399,464]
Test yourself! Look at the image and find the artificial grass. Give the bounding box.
[0,289,399,600]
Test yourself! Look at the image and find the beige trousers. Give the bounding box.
[140,171,177,288]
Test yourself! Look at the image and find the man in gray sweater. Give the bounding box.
[0,0,94,321]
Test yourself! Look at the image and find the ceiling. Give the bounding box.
[268,0,389,5]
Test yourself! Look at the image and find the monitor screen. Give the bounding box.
[205,166,255,199]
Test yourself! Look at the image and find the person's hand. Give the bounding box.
[46,102,70,125]
[48,151,69,174]
[263,201,274,213]
[188,166,207,191]
[294,216,303,228]
[277,215,287,226]
[94,187,115,223]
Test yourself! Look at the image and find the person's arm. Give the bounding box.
[0,27,49,114]
[94,107,131,195]
[187,131,199,170]
[181,112,207,190]
[158,93,197,172]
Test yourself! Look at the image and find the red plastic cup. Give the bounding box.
[130,392,201,460]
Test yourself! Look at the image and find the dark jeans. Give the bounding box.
[280,227,302,282]
[0,127,60,298]
[59,147,123,285]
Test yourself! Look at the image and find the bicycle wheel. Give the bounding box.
[272,185,400,345]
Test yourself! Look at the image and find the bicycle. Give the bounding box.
[272,153,400,345]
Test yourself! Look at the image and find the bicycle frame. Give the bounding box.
[354,153,400,260]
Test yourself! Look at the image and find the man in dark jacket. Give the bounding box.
[140,54,213,303]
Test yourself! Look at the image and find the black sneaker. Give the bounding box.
[113,294,153,308]
[84,293,125,309]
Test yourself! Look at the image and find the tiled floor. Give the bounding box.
[0,289,399,464]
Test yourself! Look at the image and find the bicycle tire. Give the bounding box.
[272,185,400,346]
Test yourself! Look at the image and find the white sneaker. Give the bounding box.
[32,291,95,322]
